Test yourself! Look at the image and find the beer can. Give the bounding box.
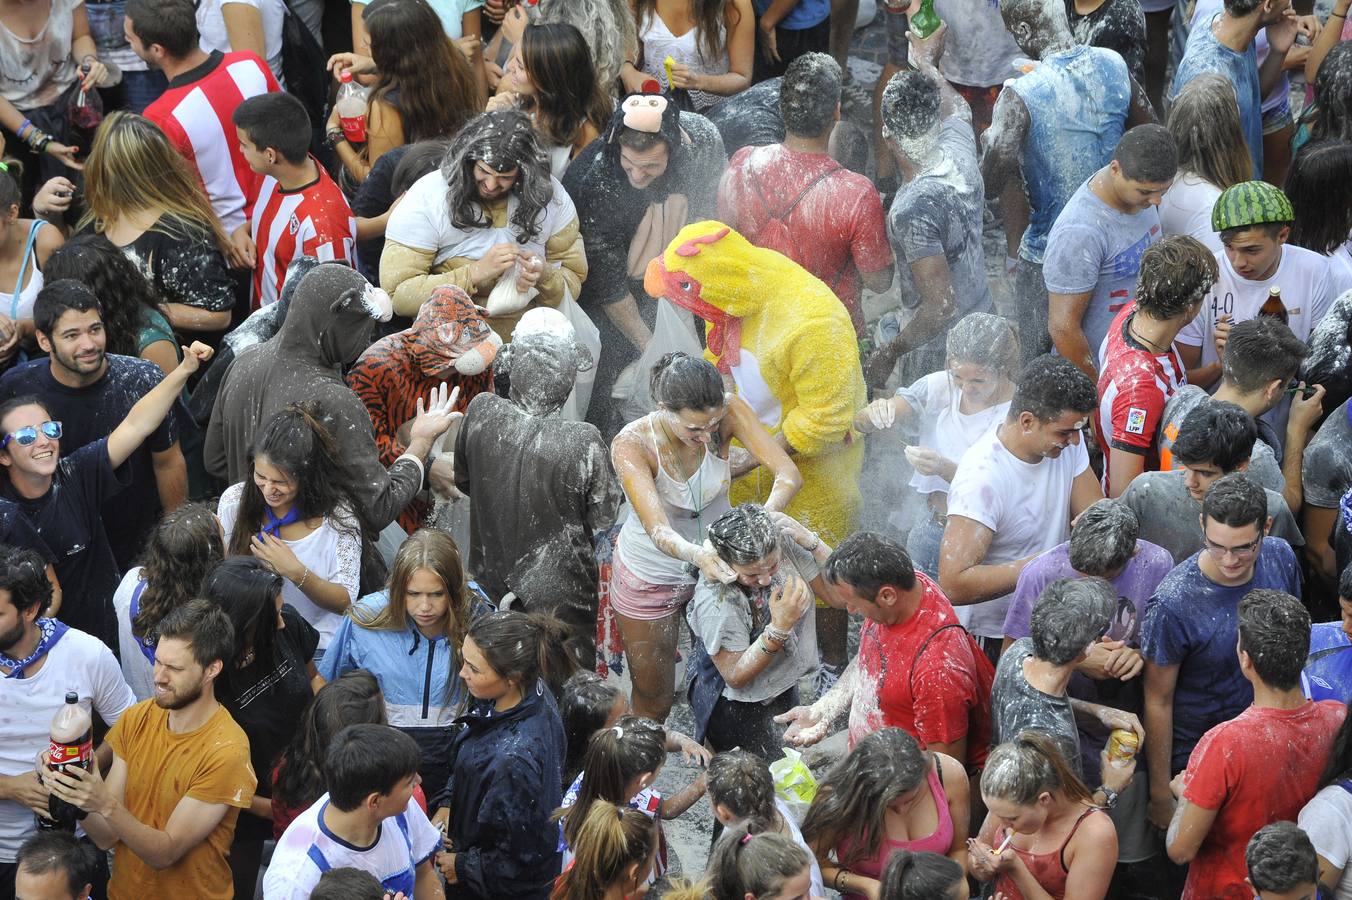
[1106,729,1139,765]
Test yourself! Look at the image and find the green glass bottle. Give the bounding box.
[910,0,942,39]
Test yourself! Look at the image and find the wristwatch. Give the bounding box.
[324,129,346,149]
[1096,785,1120,809]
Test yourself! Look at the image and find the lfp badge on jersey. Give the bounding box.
[1125,407,1147,435]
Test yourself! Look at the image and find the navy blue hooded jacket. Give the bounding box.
[443,678,565,899]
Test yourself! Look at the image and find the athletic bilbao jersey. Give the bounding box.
[144,50,279,234]
[1096,302,1186,494]
[250,162,355,308]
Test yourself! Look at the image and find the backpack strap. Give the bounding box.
[909,622,967,694]
[754,161,842,226]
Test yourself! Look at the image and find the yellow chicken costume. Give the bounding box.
[644,220,865,547]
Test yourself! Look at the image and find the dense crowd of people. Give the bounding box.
[3,0,1352,896]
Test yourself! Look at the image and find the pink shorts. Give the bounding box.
[608,551,695,621]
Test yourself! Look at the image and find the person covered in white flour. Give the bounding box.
[381,109,587,342]
[979,0,1154,363]
[938,354,1104,661]
[453,307,622,671]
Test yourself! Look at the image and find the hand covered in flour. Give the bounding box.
[905,5,946,70]
[859,397,897,432]
[768,574,812,632]
[775,704,828,746]
[904,446,954,480]
[408,384,462,454]
[693,542,737,584]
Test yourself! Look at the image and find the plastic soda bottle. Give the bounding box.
[45,692,92,830]
[336,71,370,144]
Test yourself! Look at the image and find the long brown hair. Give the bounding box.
[363,0,482,143]
[635,0,737,67]
[80,111,230,255]
[555,716,666,850]
[519,23,613,150]
[132,503,225,642]
[353,530,472,693]
[800,728,932,867]
[1168,73,1253,191]
[228,405,363,559]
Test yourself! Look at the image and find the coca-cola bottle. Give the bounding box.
[336,71,370,144]
[45,692,91,831]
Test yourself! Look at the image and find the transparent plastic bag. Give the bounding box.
[769,747,818,822]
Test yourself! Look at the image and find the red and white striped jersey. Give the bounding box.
[1096,302,1186,495]
[249,162,356,308]
[145,50,279,235]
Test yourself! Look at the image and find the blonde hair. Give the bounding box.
[80,111,230,255]
[550,801,656,900]
[354,529,472,676]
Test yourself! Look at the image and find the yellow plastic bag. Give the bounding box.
[769,747,818,822]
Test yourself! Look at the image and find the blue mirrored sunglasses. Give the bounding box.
[1,421,62,449]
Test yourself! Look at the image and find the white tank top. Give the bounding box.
[616,413,732,584]
[639,9,728,111]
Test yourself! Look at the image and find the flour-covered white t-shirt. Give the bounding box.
[263,793,440,900]
[945,427,1091,638]
[894,370,1011,496]
[1157,173,1223,255]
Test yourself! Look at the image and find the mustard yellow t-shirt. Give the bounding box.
[105,700,256,900]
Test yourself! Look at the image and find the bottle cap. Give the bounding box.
[641,78,661,93]
[340,70,353,83]
[64,692,78,703]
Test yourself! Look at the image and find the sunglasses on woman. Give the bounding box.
[1,421,63,449]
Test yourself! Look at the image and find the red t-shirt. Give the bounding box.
[847,573,994,770]
[718,144,893,337]
[1095,302,1186,495]
[1181,700,1347,900]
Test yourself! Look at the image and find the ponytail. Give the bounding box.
[556,716,666,850]
[878,849,964,900]
[466,609,579,700]
[980,731,1095,808]
[550,801,655,900]
[706,826,811,900]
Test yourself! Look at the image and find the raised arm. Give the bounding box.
[726,395,802,512]
[981,89,1029,201]
[107,343,212,470]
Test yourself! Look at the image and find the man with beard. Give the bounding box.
[42,599,255,900]
[0,547,134,900]
[0,286,212,647]
[0,281,189,572]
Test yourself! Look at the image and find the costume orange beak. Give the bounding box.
[643,257,667,299]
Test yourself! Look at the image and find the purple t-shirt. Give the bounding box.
[1001,540,1174,646]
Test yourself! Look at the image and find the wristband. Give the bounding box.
[763,624,791,645]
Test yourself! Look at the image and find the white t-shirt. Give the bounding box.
[197,0,286,83]
[1299,783,1352,899]
[218,483,362,651]
[263,793,441,899]
[1177,244,1336,369]
[0,628,135,861]
[775,797,825,898]
[894,371,1012,496]
[1177,244,1336,436]
[385,170,577,271]
[1157,173,1223,255]
[945,426,1091,638]
[111,567,155,702]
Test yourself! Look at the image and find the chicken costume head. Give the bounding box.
[644,220,865,545]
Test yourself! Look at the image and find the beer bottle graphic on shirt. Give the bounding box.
[1259,286,1288,325]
